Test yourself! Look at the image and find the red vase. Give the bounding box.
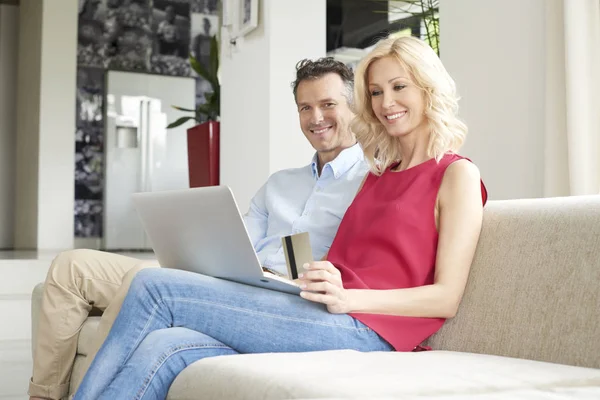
[186,121,220,187]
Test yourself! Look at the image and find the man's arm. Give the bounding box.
[243,183,269,247]
[319,172,368,263]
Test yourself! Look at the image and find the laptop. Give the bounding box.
[131,186,301,295]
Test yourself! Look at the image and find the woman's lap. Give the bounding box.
[127,267,392,354]
[74,268,392,399]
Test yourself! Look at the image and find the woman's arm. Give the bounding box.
[301,160,484,318]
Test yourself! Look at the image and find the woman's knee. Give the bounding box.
[143,328,205,347]
[139,328,228,358]
[121,261,160,288]
[128,267,167,295]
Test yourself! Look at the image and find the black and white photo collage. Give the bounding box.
[190,1,218,109]
[75,0,218,238]
[74,67,105,238]
[77,0,218,76]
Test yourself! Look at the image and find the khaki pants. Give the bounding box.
[28,249,159,399]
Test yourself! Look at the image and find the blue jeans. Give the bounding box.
[73,268,393,400]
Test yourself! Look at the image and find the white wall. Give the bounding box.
[220,2,271,213]
[14,0,77,249]
[0,5,19,249]
[268,0,326,176]
[543,0,569,197]
[37,0,77,250]
[439,0,547,200]
[14,0,41,249]
[220,0,324,212]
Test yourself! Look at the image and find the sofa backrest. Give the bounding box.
[424,195,600,369]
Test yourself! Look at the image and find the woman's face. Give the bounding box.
[368,56,428,138]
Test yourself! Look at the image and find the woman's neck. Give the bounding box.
[395,130,431,171]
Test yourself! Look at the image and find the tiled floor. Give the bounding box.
[0,255,48,400]
[0,339,31,400]
[0,250,155,399]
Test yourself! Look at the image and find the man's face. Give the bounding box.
[296,73,355,156]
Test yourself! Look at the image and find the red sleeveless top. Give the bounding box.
[327,153,488,351]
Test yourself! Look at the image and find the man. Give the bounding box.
[29,57,367,400]
[192,17,213,71]
[157,5,180,56]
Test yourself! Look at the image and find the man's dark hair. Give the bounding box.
[292,57,354,105]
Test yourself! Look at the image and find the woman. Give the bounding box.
[74,36,487,399]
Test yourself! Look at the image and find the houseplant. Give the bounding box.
[167,35,220,187]
[373,0,439,55]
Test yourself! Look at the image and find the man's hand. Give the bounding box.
[297,261,350,314]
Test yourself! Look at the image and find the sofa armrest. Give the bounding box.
[31,283,45,359]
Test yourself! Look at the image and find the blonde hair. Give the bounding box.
[351,36,467,174]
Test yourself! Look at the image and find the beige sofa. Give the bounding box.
[31,196,600,399]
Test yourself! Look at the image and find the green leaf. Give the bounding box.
[190,54,216,87]
[199,103,212,112]
[210,92,220,117]
[166,116,195,129]
[171,105,196,112]
[209,35,219,78]
[166,35,220,127]
[195,103,213,116]
[196,101,220,121]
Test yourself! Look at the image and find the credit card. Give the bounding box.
[281,232,313,279]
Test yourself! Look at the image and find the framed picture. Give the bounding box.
[149,0,192,76]
[235,0,258,37]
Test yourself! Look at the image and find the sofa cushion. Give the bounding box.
[69,354,88,397]
[31,283,44,359]
[425,196,600,369]
[76,316,101,356]
[166,350,600,400]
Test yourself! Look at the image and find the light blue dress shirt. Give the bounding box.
[243,143,369,275]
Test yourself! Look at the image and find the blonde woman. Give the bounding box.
[73,37,487,400]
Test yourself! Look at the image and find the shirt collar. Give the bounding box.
[310,143,364,180]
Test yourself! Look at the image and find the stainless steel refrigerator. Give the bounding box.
[103,71,195,250]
